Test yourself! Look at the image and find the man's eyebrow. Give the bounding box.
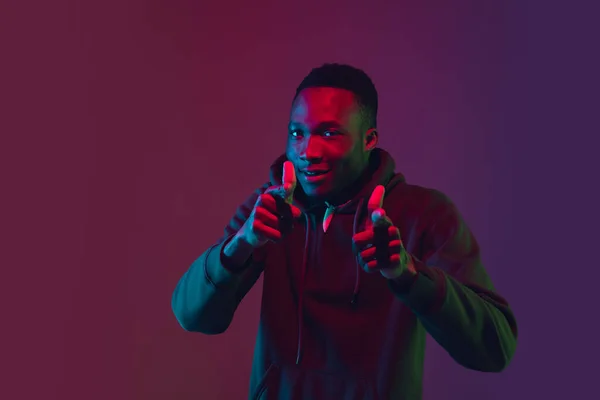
[315,121,342,129]
[288,121,342,130]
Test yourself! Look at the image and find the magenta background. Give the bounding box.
[1,1,598,399]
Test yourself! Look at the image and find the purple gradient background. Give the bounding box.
[1,1,598,399]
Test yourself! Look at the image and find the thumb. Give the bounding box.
[282,161,297,203]
[365,185,385,230]
[367,184,385,216]
[367,185,385,213]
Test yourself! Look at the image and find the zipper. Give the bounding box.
[295,213,311,364]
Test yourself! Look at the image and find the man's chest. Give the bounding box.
[263,210,420,307]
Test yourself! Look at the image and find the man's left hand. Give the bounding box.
[352,185,416,280]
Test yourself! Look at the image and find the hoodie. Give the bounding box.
[171,149,518,400]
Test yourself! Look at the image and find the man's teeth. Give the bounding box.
[305,171,326,176]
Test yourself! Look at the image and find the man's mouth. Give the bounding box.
[300,168,331,183]
[302,170,330,177]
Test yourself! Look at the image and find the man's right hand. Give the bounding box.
[236,161,302,249]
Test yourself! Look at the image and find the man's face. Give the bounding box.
[286,87,375,202]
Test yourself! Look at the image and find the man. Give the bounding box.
[172,63,518,400]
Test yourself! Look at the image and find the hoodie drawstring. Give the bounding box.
[295,212,310,365]
[351,198,365,306]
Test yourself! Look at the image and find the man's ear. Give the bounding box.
[364,128,378,151]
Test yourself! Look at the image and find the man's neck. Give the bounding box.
[329,174,369,206]
[314,162,374,208]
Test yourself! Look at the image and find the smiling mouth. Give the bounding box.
[303,170,330,177]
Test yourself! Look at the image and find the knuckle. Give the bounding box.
[252,208,263,221]
[251,219,261,230]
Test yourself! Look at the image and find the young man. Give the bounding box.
[172,64,518,400]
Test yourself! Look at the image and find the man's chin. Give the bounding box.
[300,184,335,203]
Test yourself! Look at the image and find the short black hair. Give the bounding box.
[294,63,378,128]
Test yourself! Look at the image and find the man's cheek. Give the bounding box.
[285,147,296,161]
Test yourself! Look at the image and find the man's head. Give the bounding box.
[286,63,379,203]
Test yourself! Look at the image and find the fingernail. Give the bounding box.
[372,210,383,219]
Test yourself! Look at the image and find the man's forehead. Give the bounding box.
[293,87,358,106]
[290,87,360,122]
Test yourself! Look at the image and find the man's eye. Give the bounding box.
[323,130,339,137]
[290,130,303,137]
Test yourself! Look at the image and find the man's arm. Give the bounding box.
[389,191,518,372]
[171,183,269,335]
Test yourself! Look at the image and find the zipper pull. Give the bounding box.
[323,203,335,232]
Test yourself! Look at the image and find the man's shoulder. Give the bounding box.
[384,178,456,219]
[387,178,452,205]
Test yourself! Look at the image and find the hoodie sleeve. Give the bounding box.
[388,190,518,372]
[171,183,270,335]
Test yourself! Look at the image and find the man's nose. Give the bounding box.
[299,135,323,163]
